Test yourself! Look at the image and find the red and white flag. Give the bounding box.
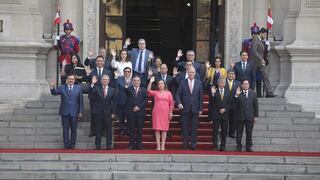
[267,8,273,30]
[54,1,61,25]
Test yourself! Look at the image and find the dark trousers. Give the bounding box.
[127,112,145,147]
[236,120,254,148]
[213,117,228,147]
[61,115,77,147]
[228,109,236,135]
[117,104,127,133]
[133,72,147,88]
[181,111,199,148]
[95,112,112,147]
[89,99,96,135]
[256,79,262,97]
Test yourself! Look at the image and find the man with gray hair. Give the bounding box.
[123,38,154,87]
[176,66,203,150]
[209,78,231,151]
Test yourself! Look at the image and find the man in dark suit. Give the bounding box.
[155,64,173,92]
[125,76,148,150]
[234,51,256,90]
[123,38,153,87]
[173,61,201,95]
[115,67,132,136]
[174,49,203,80]
[225,70,241,138]
[88,56,114,137]
[90,75,116,150]
[250,28,276,98]
[234,79,259,152]
[84,47,113,71]
[50,74,83,149]
[176,66,203,150]
[209,78,231,151]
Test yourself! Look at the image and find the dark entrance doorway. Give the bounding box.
[126,0,194,67]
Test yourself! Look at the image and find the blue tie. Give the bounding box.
[137,51,143,73]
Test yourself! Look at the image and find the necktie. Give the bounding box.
[242,62,245,71]
[162,75,165,81]
[137,51,143,72]
[220,89,224,100]
[135,87,139,96]
[68,85,72,94]
[98,69,101,77]
[103,86,107,98]
[245,91,248,98]
[189,80,193,94]
[229,80,233,91]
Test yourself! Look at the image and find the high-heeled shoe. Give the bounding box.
[161,147,165,150]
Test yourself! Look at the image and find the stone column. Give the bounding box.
[82,0,100,59]
[276,0,320,116]
[0,0,51,101]
[225,0,243,69]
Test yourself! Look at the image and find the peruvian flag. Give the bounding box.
[267,8,273,30]
[54,2,61,25]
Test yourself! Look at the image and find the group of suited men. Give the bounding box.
[49,28,275,151]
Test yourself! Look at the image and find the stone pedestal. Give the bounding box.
[276,0,320,116]
[0,0,51,102]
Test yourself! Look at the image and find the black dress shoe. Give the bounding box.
[213,144,219,151]
[236,145,242,152]
[136,146,144,150]
[70,145,75,149]
[246,147,253,152]
[219,146,226,152]
[106,146,112,150]
[183,145,188,150]
[229,134,235,138]
[88,132,95,137]
[266,94,277,98]
[64,145,70,149]
[128,146,135,150]
[95,145,101,150]
[190,146,196,151]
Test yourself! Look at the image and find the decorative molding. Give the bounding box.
[305,0,320,8]
[86,0,97,55]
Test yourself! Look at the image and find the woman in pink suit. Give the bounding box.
[147,76,174,150]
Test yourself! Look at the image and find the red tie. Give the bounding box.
[103,86,107,98]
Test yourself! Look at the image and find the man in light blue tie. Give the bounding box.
[123,38,153,87]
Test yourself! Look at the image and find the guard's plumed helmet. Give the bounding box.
[250,23,260,35]
[63,19,74,31]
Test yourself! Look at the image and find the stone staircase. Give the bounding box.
[0,95,320,151]
[0,153,319,180]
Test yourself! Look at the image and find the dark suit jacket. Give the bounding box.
[176,79,203,113]
[249,36,265,67]
[209,88,231,120]
[155,73,173,91]
[234,90,259,121]
[89,84,116,114]
[234,61,256,89]
[175,60,203,79]
[51,84,83,117]
[116,77,132,106]
[125,86,147,116]
[127,48,153,74]
[174,72,201,87]
[225,79,241,109]
[88,67,115,100]
[84,56,113,70]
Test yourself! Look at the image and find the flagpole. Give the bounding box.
[267,0,271,41]
[56,23,60,88]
